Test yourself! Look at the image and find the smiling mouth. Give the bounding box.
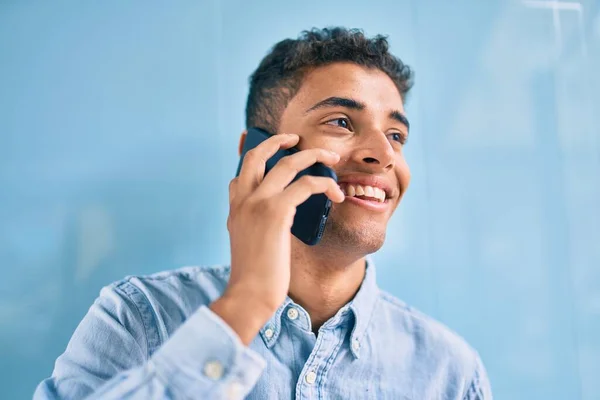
[339,183,388,203]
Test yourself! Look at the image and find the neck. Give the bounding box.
[288,241,367,333]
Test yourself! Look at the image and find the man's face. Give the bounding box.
[278,62,411,253]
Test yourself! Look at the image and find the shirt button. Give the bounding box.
[305,371,317,385]
[264,327,274,339]
[352,339,360,352]
[203,360,224,380]
[287,308,299,320]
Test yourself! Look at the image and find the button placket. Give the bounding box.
[305,370,317,384]
[296,324,347,399]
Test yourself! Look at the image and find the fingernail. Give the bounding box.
[329,150,339,157]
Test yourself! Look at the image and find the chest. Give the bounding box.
[244,326,464,400]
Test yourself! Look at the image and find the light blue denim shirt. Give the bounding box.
[35,262,492,399]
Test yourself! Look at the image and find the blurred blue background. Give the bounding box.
[1,1,599,399]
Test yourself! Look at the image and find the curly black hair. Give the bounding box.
[245,27,414,134]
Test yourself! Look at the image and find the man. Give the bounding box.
[35,27,492,399]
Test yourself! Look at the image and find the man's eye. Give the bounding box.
[389,132,407,144]
[326,118,350,129]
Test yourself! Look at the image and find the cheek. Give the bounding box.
[307,135,342,150]
[396,158,411,191]
[304,137,350,161]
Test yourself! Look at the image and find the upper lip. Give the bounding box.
[337,175,395,199]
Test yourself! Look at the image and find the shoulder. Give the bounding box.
[376,290,489,396]
[108,264,231,300]
[101,265,232,340]
[115,264,232,284]
[377,290,477,360]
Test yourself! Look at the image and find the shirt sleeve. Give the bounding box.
[462,351,493,400]
[34,282,266,400]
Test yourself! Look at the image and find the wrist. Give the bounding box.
[225,284,281,318]
[210,290,277,345]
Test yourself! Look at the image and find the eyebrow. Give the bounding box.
[390,110,410,131]
[305,96,410,131]
[305,96,365,113]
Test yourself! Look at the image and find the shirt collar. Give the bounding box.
[347,257,379,358]
[259,257,379,359]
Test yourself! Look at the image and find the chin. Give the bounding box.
[320,217,387,255]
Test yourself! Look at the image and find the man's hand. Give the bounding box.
[210,133,344,345]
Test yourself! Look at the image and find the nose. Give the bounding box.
[351,130,396,172]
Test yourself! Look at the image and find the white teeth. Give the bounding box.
[374,187,385,202]
[347,185,356,197]
[343,184,386,202]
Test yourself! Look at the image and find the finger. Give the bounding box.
[277,175,345,207]
[255,148,340,197]
[237,134,299,197]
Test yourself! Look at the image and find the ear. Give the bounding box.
[238,130,248,156]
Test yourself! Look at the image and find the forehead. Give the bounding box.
[292,62,405,113]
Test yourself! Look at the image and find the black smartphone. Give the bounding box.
[235,127,337,245]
